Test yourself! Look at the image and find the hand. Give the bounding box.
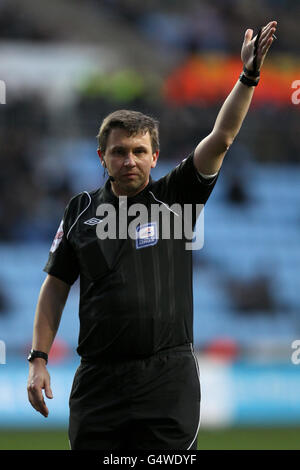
[27,360,53,417]
[241,20,277,73]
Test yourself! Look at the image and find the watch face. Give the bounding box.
[28,352,37,361]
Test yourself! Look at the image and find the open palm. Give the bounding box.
[241,21,277,73]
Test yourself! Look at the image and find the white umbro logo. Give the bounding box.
[84,217,103,226]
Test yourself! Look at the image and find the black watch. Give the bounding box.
[239,72,259,87]
[243,65,260,79]
[27,349,48,364]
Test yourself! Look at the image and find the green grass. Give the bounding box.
[0,428,299,450]
[197,427,300,450]
[0,430,69,450]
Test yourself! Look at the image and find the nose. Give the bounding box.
[124,153,136,168]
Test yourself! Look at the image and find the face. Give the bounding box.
[98,128,159,197]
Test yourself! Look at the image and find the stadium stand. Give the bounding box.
[0,0,299,364]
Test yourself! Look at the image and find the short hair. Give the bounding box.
[96,110,159,154]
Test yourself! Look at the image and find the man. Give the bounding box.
[27,21,277,450]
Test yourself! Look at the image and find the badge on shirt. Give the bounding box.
[136,222,158,249]
[50,220,64,253]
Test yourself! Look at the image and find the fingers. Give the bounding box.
[244,28,253,45]
[259,24,277,56]
[260,22,277,43]
[27,380,51,417]
[242,20,277,71]
[28,385,49,417]
[253,21,277,45]
[251,21,277,65]
[45,383,53,399]
[261,36,273,55]
[261,20,277,34]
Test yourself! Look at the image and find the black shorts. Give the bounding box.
[68,344,201,450]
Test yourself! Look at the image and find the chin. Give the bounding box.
[125,181,144,195]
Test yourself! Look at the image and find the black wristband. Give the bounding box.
[243,65,260,78]
[239,72,259,87]
[27,349,48,364]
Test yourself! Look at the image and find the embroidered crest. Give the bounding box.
[136,222,158,249]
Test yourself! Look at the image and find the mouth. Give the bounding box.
[123,173,138,178]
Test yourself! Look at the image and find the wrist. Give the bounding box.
[243,71,258,80]
[239,71,260,87]
[243,64,260,79]
[28,357,47,366]
[27,349,48,365]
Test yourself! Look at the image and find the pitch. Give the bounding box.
[0,428,299,450]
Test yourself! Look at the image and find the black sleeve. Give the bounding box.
[157,151,219,206]
[43,203,80,286]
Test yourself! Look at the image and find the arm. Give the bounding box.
[27,274,70,417]
[194,20,277,175]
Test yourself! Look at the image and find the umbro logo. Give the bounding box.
[84,217,103,226]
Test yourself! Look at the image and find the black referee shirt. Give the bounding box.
[44,152,219,361]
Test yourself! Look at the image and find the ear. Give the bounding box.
[97,149,105,166]
[151,150,159,169]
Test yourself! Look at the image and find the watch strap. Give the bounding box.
[28,349,48,364]
[243,65,260,79]
[239,72,259,87]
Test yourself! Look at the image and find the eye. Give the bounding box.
[135,148,146,155]
[112,148,126,156]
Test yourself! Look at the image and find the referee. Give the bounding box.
[27,21,277,450]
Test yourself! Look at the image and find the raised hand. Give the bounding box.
[241,21,277,73]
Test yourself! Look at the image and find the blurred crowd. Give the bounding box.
[0,0,299,243]
[84,0,298,54]
[1,0,299,52]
